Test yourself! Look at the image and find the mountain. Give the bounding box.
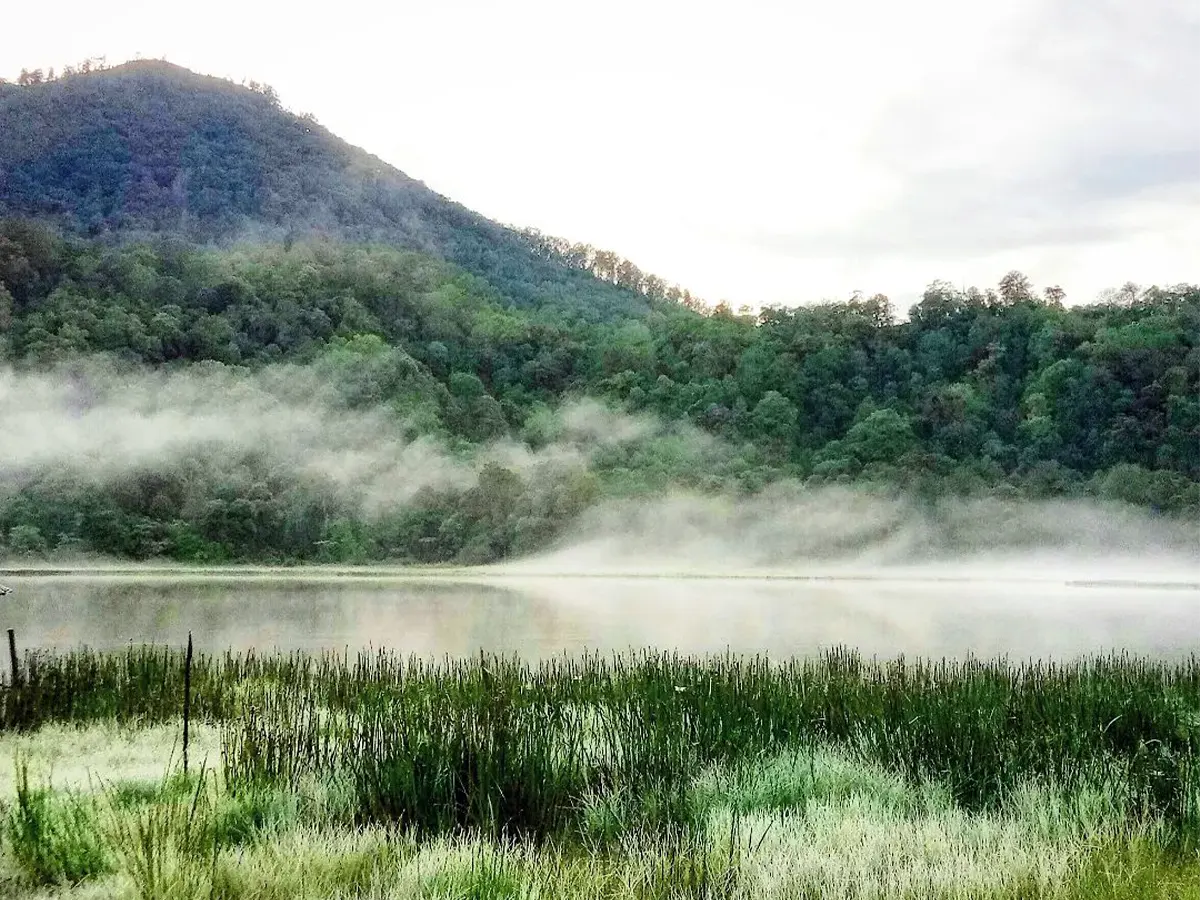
[0,61,650,322]
[2,62,1197,567]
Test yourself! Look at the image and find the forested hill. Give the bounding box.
[0,62,1197,565]
[0,61,651,322]
[0,216,1197,563]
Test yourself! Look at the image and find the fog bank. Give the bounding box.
[0,362,645,519]
[506,486,1200,582]
[2,361,1196,577]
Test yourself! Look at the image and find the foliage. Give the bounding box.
[0,219,1196,563]
[1,648,1199,898]
[0,62,1197,564]
[0,62,652,323]
[4,646,1198,850]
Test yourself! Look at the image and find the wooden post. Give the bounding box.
[183,632,193,776]
[6,629,18,689]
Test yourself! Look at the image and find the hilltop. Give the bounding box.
[0,61,651,322]
[0,62,1196,567]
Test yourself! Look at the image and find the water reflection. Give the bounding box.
[0,571,1197,662]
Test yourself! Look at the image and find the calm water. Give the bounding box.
[0,565,1197,664]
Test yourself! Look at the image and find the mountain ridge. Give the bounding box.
[0,60,652,322]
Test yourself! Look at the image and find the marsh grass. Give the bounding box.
[1069,839,1200,900]
[5,759,111,886]
[0,647,1197,898]
[104,771,216,900]
[210,649,1200,848]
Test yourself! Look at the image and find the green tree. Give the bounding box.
[0,283,12,334]
[822,408,919,473]
[8,525,48,555]
[750,390,798,450]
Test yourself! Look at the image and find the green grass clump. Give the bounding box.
[4,760,111,886]
[421,846,530,899]
[108,780,169,810]
[108,771,198,811]
[210,785,299,847]
[692,747,950,819]
[103,770,215,900]
[204,827,402,900]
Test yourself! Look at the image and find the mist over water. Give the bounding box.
[511,487,1200,585]
[3,360,1196,576]
[1,572,1197,663]
[1,361,1197,665]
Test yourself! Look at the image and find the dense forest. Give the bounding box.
[0,63,1197,563]
[0,61,652,323]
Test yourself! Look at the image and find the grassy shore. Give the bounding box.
[0,647,1197,898]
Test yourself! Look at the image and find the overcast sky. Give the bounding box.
[5,0,1198,308]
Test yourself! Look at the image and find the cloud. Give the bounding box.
[744,0,1200,262]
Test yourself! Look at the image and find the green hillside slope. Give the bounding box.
[0,61,650,322]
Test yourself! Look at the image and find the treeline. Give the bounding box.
[3,57,281,105]
[3,57,112,87]
[517,227,713,312]
[0,219,1197,562]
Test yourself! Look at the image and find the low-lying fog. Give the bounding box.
[500,489,1199,584]
[1,566,1196,666]
[1,361,1196,664]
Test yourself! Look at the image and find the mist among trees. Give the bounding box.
[1,218,1195,564]
[0,62,1196,563]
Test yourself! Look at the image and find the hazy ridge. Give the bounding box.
[0,64,1196,567]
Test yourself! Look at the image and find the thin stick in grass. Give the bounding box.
[183,633,193,777]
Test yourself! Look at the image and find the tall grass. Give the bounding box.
[104,770,215,900]
[4,647,1199,852]
[4,758,111,886]
[219,649,1200,849]
[0,645,237,731]
[1,645,1199,899]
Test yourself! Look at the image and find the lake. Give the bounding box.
[0,560,1197,665]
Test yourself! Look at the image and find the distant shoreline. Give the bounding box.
[1,565,1196,591]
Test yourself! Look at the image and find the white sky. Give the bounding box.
[4,0,1199,308]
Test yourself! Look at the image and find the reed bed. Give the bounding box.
[3,648,1197,842]
[0,647,1197,898]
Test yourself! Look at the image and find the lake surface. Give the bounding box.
[0,561,1197,666]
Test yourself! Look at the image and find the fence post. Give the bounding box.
[6,629,18,689]
[183,632,193,776]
